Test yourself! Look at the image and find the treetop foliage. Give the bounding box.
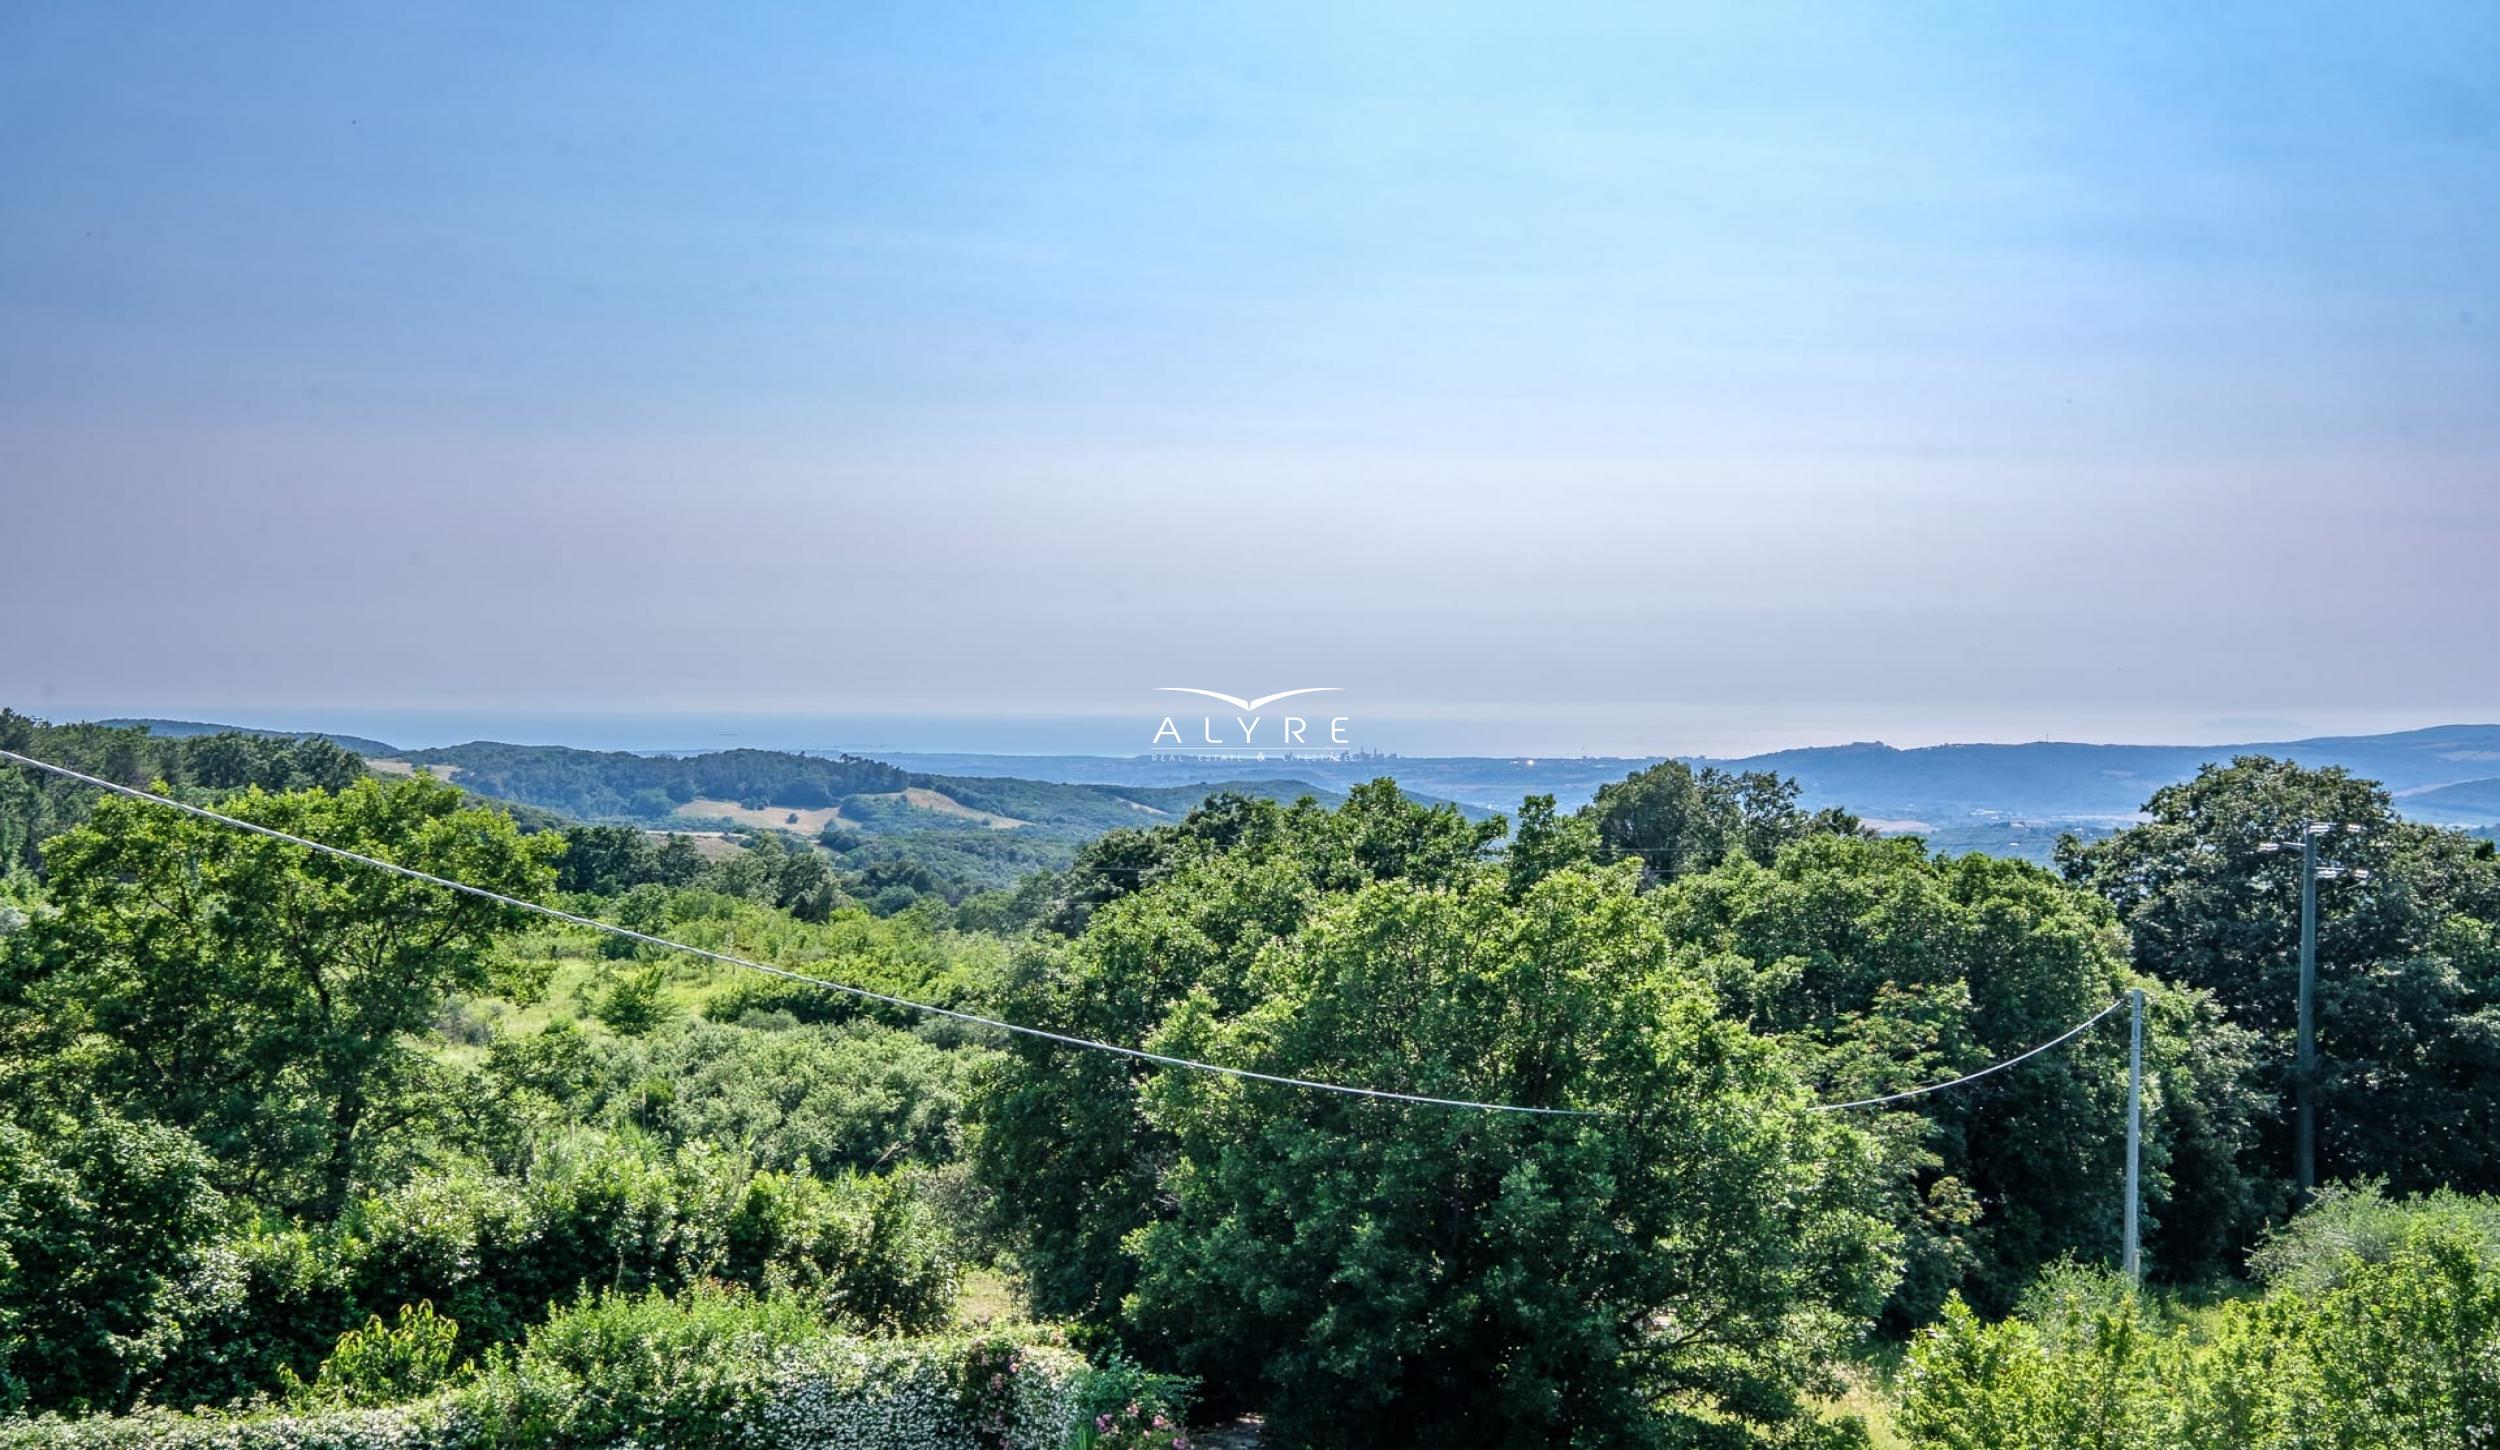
[0,710,366,875]
[2062,755,2500,1197]
[7,724,2500,1446]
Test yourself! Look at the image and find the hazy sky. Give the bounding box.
[3,2,2494,755]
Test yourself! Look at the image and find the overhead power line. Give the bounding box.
[0,748,1592,1117]
[0,747,2127,1122]
[1813,997,2129,1111]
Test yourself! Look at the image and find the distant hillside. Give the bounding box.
[384,740,1398,840]
[865,724,2500,866]
[57,715,2500,874]
[2397,777,2500,825]
[102,717,402,757]
[357,738,1454,891]
[1725,724,2500,823]
[877,725,2500,829]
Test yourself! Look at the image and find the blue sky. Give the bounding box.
[3,2,2494,754]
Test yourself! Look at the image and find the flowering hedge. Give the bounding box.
[0,1400,461,1450]
[0,1289,1155,1450]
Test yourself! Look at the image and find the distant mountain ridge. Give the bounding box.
[1721,724,2500,821]
[89,717,2500,848]
[871,723,2500,830]
[2399,776,2500,825]
[102,717,401,757]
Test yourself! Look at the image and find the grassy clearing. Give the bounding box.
[953,1267,1025,1329]
[674,797,847,833]
[888,787,1027,828]
[365,757,461,780]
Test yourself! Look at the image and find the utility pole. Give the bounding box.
[2124,987,2144,1285]
[2296,829,2318,1198]
[2259,821,2367,1203]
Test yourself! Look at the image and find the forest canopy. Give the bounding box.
[3,717,2500,1445]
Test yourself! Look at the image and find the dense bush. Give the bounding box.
[462,1285,1093,1449]
[0,1399,463,1450]
[2244,1178,2500,1293]
[688,896,1005,1030]
[0,1127,956,1416]
[345,1136,960,1351]
[622,1019,994,1177]
[0,1296,1132,1450]
[0,1114,233,1415]
[1899,1199,2500,1449]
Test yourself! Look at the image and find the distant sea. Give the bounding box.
[42,703,2488,763]
[62,707,1720,758]
[81,710,1159,757]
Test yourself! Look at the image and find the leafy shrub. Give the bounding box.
[621,1019,993,1177]
[149,1225,354,1411]
[1,1291,1129,1450]
[1896,1284,2163,1450]
[346,1137,959,1353]
[284,1304,460,1410]
[0,1398,462,1449]
[2245,1179,2500,1294]
[1071,1351,1194,1449]
[460,1284,1090,1449]
[0,1115,232,1415]
[1901,1207,2500,1449]
[460,1283,823,1446]
[591,963,672,1035]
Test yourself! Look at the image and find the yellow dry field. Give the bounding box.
[893,787,1025,828]
[671,798,846,833]
[655,830,747,861]
[365,758,461,781]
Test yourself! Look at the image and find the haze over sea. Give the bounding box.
[47,703,2492,760]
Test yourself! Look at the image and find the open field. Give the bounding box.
[671,796,846,833]
[888,786,1026,828]
[365,757,460,780]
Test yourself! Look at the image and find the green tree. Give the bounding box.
[983,788,1895,1447]
[2059,757,2500,1197]
[594,963,674,1036]
[1663,835,2260,1307]
[1132,870,1895,1447]
[981,784,1500,1322]
[1582,760,1858,887]
[556,824,668,895]
[15,776,561,1217]
[1502,792,1597,895]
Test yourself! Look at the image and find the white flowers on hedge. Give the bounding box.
[0,1398,462,1450]
[744,1339,1088,1449]
[0,1334,1095,1450]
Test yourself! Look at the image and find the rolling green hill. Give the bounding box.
[2396,776,2500,824]
[384,739,1365,842]
[99,716,402,757]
